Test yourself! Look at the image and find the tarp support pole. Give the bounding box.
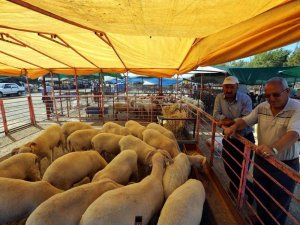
[74,71,81,121]
[42,76,51,119]
[0,100,8,135]
[50,71,59,122]
[25,70,36,125]
[25,73,31,96]
[58,75,64,115]
[176,74,179,98]
[126,72,129,121]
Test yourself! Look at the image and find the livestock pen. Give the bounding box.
[0,93,298,225]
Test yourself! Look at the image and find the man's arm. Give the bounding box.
[223,118,248,137]
[257,131,299,157]
[213,95,235,126]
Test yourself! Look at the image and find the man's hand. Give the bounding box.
[223,125,237,138]
[216,118,235,127]
[256,144,273,158]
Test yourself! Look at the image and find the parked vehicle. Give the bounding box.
[0,83,25,97]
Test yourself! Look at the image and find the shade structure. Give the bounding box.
[0,0,299,78]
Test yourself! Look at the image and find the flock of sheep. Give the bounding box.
[0,120,206,225]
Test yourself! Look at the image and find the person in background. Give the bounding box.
[224,77,300,225]
[213,76,255,199]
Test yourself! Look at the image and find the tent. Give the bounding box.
[0,1,299,78]
[220,67,299,85]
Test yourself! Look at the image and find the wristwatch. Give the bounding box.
[272,147,279,155]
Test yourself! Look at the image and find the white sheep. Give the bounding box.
[102,121,131,135]
[91,133,123,155]
[92,150,138,184]
[0,153,41,181]
[119,135,171,165]
[187,154,207,169]
[61,121,93,148]
[26,178,122,225]
[80,152,167,225]
[0,178,62,224]
[125,120,146,139]
[157,179,206,225]
[42,150,107,190]
[146,122,176,140]
[143,128,180,158]
[12,124,63,163]
[163,153,191,199]
[67,128,103,151]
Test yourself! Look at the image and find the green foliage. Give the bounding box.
[218,48,299,68]
[247,49,290,67]
[285,47,300,66]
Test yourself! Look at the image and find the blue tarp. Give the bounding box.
[127,77,181,86]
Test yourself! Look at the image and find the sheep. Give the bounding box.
[125,120,146,139]
[25,178,122,225]
[91,133,123,155]
[112,98,136,120]
[12,124,63,163]
[146,122,176,140]
[143,128,180,158]
[42,150,107,190]
[119,135,171,165]
[163,153,191,199]
[0,153,41,181]
[67,128,103,151]
[80,151,167,225]
[0,178,62,224]
[187,154,207,169]
[92,150,138,184]
[157,179,206,225]
[102,121,131,135]
[61,121,93,148]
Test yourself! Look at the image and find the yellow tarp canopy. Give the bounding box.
[0,0,299,78]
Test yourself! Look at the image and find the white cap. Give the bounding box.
[222,76,239,85]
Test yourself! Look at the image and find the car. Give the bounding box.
[38,85,53,93]
[0,83,25,97]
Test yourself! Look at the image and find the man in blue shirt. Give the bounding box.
[213,76,255,199]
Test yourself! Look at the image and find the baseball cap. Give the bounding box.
[222,76,239,85]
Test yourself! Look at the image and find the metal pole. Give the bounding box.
[42,76,51,119]
[210,121,216,166]
[58,74,63,115]
[50,71,59,122]
[176,74,178,98]
[74,72,81,121]
[0,100,9,135]
[237,144,251,209]
[25,73,31,96]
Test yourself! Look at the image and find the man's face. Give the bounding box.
[223,84,238,99]
[265,82,290,109]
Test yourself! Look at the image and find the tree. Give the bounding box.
[285,47,300,66]
[248,49,290,67]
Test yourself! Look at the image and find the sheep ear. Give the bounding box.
[11,148,19,155]
[29,142,37,148]
[144,151,155,165]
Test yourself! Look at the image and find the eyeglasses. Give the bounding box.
[264,88,288,98]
